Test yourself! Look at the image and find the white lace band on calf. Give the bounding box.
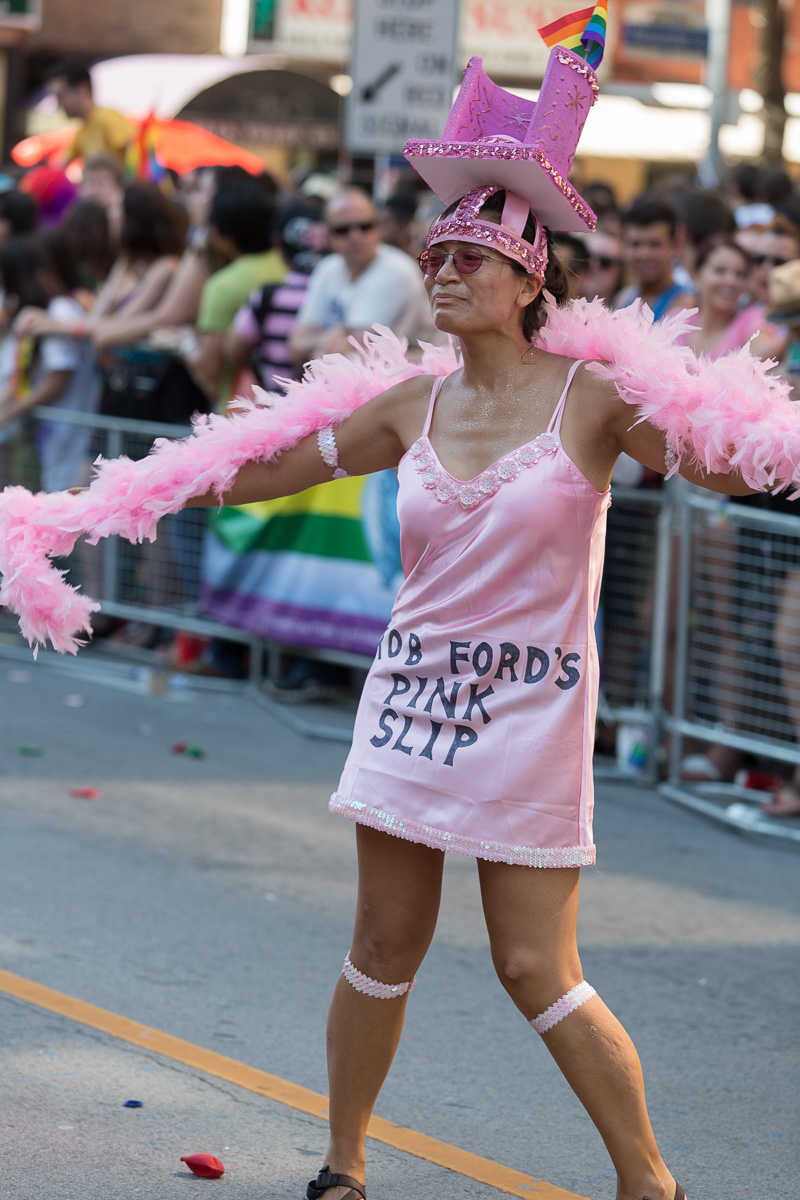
[317,425,350,479]
[342,952,417,999]
[528,981,597,1034]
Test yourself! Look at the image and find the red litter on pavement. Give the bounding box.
[180,1153,225,1178]
[170,742,206,758]
[69,787,99,800]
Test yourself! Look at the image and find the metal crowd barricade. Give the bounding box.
[596,483,669,780]
[661,489,800,842]
[18,411,673,734]
[29,405,374,689]
[18,409,800,839]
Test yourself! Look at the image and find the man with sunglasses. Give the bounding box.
[746,215,800,309]
[290,187,431,366]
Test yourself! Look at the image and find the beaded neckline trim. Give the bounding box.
[330,793,596,868]
[407,432,559,509]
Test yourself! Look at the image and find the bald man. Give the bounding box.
[289,187,431,365]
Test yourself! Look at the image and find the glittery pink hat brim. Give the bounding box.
[404,141,596,234]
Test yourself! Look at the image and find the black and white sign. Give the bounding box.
[345,0,460,156]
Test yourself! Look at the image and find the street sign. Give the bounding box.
[345,0,460,156]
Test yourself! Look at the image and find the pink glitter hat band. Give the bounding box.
[426,184,548,279]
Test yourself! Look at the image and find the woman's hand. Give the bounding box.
[14,307,49,338]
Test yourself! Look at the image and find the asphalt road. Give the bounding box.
[1,651,798,1200]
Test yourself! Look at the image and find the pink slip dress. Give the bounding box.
[331,358,610,867]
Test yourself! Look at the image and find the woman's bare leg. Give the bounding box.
[478,861,679,1200]
[320,826,445,1198]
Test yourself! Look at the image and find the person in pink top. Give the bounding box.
[178,40,732,1200]
[15,34,789,1200]
[680,235,785,361]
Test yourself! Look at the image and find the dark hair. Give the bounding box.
[383,190,418,224]
[0,236,58,310]
[451,189,570,340]
[0,190,38,236]
[120,181,187,260]
[552,232,590,275]
[766,212,800,255]
[197,164,276,197]
[673,189,735,248]
[275,201,327,274]
[59,199,114,282]
[48,59,92,91]
[209,181,275,254]
[38,229,82,294]
[775,199,800,235]
[727,164,760,203]
[210,164,254,191]
[583,181,619,219]
[622,196,678,239]
[762,166,793,208]
[694,234,751,273]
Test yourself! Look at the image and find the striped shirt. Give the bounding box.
[233,271,310,392]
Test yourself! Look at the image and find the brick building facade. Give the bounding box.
[27,0,225,61]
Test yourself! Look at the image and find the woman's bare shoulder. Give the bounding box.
[371,372,439,409]
[366,372,441,442]
[561,358,625,442]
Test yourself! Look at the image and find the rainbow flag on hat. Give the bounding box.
[538,1,607,70]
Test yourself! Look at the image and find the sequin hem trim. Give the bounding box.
[407,432,559,509]
[330,793,596,868]
[342,952,417,999]
[529,981,597,1034]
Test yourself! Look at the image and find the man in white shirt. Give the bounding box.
[290,187,431,365]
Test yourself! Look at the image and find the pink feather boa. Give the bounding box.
[0,299,796,655]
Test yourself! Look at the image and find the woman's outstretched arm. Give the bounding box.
[185,377,427,507]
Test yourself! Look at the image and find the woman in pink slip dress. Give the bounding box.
[5,38,793,1200]
[185,178,757,1200]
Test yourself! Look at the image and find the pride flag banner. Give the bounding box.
[200,476,399,657]
[125,112,166,183]
[538,1,607,69]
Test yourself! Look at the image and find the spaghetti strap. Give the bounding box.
[547,359,585,435]
[422,375,447,437]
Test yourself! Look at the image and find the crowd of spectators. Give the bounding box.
[2,63,800,811]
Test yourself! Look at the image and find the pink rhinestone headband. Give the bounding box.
[427,184,548,280]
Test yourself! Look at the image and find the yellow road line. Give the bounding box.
[0,969,587,1200]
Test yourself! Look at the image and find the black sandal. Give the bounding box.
[306,1166,366,1200]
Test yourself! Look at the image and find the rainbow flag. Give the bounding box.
[125,112,166,183]
[200,475,400,656]
[538,1,607,69]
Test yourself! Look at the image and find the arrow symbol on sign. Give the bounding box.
[360,63,402,102]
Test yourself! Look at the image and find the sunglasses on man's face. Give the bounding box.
[417,247,505,275]
[753,254,790,268]
[328,221,376,236]
[588,255,621,270]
